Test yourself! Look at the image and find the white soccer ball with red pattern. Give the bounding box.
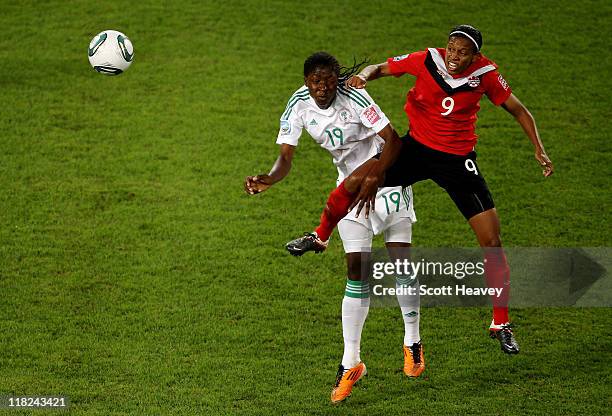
[88,30,134,75]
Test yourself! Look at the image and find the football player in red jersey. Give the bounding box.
[286,25,554,354]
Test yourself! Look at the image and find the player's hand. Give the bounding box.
[349,166,384,218]
[535,151,554,177]
[346,74,367,89]
[244,175,273,194]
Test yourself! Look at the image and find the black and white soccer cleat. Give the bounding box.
[285,232,328,256]
[489,322,520,354]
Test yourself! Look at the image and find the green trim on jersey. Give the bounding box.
[282,89,309,114]
[282,89,310,120]
[338,85,371,108]
[344,86,371,105]
[337,89,365,108]
[283,89,309,110]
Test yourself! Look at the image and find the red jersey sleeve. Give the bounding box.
[386,50,427,77]
[482,70,512,106]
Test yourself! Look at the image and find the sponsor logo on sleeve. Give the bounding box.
[468,76,480,88]
[497,74,509,90]
[363,106,381,124]
[280,120,291,135]
[393,53,409,61]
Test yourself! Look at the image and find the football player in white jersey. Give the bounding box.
[244,52,423,404]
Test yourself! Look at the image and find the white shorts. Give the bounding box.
[346,186,417,235]
[338,216,413,253]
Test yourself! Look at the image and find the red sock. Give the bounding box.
[484,248,510,325]
[314,181,356,241]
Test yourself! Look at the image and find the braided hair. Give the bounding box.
[339,56,369,83]
[304,52,368,82]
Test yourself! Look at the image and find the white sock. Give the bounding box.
[396,276,420,346]
[341,279,370,368]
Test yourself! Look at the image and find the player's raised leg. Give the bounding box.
[469,208,519,354]
[436,152,519,355]
[286,159,378,256]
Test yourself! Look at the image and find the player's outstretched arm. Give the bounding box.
[245,144,296,195]
[346,62,392,89]
[501,94,554,177]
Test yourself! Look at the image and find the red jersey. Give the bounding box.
[387,48,512,155]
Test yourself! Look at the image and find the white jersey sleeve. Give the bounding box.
[338,86,390,134]
[276,87,308,146]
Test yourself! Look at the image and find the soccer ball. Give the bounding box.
[88,30,134,75]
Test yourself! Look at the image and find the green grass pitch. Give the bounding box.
[0,0,610,414]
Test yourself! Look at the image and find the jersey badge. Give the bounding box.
[339,109,351,123]
[363,106,381,124]
[468,76,480,88]
[393,53,409,61]
[280,120,291,135]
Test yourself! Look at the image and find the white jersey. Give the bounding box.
[276,85,389,182]
[276,85,416,234]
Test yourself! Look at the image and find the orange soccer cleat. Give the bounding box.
[403,341,425,377]
[330,362,367,404]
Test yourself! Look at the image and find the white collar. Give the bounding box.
[308,95,341,116]
[428,48,496,88]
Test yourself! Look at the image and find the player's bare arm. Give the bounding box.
[501,94,554,177]
[346,62,392,89]
[349,123,403,217]
[245,144,295,194]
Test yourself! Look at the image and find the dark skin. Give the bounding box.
[307,66,338,109]
[341,36,553,249]
[245,65,409,280]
